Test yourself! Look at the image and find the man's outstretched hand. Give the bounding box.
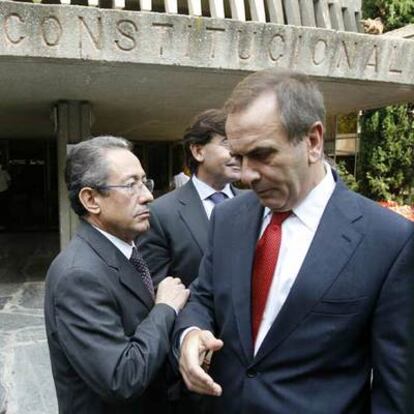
[179,330,223,396]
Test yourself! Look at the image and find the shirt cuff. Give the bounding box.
[180,326,201,349]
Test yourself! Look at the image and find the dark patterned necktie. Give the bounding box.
[209,192,228,205]
[251,211,291,344]
[129,247,155,298]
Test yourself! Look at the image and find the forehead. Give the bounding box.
[104,148,145,178]
[226,92,286,152]
[208,133,226,143]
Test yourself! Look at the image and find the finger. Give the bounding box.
[201,350,213,371]
[200,331,224,352]
[180,362,222,396]
[180,332,222,395]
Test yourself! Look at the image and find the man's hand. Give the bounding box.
[179,329,223,396]
[155,277,189,312]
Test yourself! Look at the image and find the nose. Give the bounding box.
[240,158,260,187]
[138,185,154,204]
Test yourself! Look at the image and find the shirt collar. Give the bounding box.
[93,225,135,259]
[192,175,234,201]
[263,164,336,231]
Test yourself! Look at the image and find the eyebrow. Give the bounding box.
[123,173,146,182]
[232,145,277,157]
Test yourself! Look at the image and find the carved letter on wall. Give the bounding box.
[388,45,403,74]
[5,13,26,45]
[206,26,225,59]
[365,45,378,73]
[268,34,285,62]
[238,29,256,60]
[336,40,356,70]
[115,20,137,51]
[41,16,62,47]
[312,39,327,66]
[152,22,173,57]
[79,16,103,50]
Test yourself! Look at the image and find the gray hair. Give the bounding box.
[224,69,326,144]
[65,135,132,217]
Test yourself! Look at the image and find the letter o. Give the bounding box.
[312,39,327,66]
[41,16,62,47]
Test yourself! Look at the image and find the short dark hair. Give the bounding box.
[182,109,226,174]
[224,70,325,144]
[65,136,132,217]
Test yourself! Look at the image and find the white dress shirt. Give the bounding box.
[253,166,336,354]
[180,167,335,351]
[94,226,183,314]
[192,175,235,219]
[93,226,135,259]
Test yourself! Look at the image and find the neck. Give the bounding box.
[84,216,134,244]
[195,171,227,191]
[304,161,327,195]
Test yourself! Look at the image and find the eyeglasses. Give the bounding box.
[96,178,154,195]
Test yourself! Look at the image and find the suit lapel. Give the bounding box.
[253,183,364,364]
[118,255,154,311]
[231,194,264,362]
[177,180,210,253]
[77,220,154,311]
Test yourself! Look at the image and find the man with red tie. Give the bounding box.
[173,70,414,413]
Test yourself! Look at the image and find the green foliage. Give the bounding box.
[357,105,414,203]
[337,113,358,134]
[357,1,414,204]
[336,161,359,192]
[362,0,414,31]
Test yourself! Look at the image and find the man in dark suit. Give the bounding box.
[138,109,242,288]
[174,70,414,413]
[44,136,189,414]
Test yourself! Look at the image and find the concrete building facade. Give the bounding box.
[0,0,413,412]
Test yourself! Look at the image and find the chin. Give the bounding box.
[136,221,150,235]
[260,196,288,212]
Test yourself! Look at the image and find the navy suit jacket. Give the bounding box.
[173,179,414,413]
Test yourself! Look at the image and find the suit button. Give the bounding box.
[246,369,257,378]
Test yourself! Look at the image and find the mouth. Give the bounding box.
[135,210,150,219]
[255,187,273,197]
[226,162,241,170]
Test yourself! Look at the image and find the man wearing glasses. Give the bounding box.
[44,136,189,414]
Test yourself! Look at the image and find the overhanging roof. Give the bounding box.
[0,2,413,141]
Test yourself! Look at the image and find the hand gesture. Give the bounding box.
[179,329,223,396]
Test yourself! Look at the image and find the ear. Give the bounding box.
[189,143,205,163]
[79,187,101,215]
[306,122,324,164]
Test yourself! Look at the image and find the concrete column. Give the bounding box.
[54,101,93,250]
[324,114,337,162]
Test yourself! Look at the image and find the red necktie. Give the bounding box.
[251,211,290,344]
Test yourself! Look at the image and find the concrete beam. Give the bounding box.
[0,2,412,142]
[0,3,411,87]
[383,24,414,40]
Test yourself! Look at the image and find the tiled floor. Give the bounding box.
[0,232,59,414]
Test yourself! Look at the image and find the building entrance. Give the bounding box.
[0,139,58,232]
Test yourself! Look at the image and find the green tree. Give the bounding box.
[357,0,414,203]
[357,106,414,203]
[362,0,414,31]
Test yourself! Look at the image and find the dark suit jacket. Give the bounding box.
[138,179,243,287]
[173,179,414,413]
[44,220,176,414]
